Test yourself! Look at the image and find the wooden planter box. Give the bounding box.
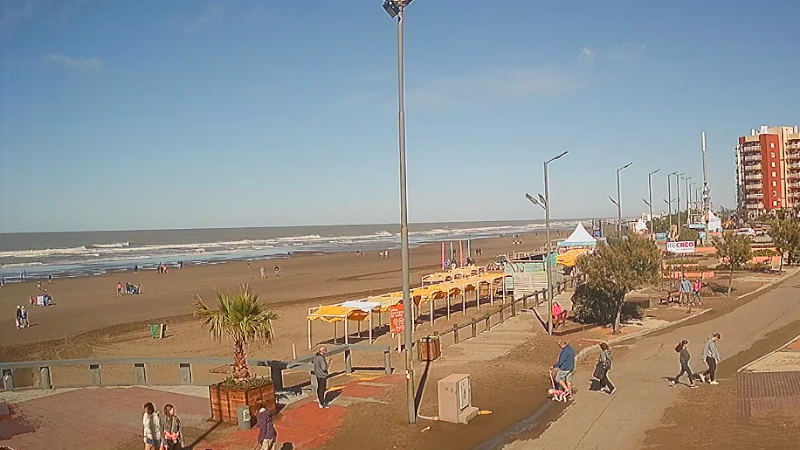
[209,381,275,423]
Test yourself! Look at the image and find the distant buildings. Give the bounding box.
[736,125,800,217]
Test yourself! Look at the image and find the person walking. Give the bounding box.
[596,342,615,394]
[162,404,183,450]
[313,346,329,408]
[552,340,575,395]
[117,281,123,296]
[670,340,698,388]
[260,266,266,279]
[700,333,722,384]
[274,265,281,277]
[142,402,162,450]
[255,398,277,450]
[15,305,23,329]
[20,307,28,328]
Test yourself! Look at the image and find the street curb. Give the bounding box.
[574,266,800,363]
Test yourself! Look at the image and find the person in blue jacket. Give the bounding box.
[552,340,575,394]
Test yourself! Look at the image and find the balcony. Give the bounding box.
[786,163,800,170]
[746,193,764,200]
[742,145,761,153]
[745,203,764,209]
[788,182,800,189]
[743,155,762,162]
[745,183,762,190]
[744,174,763,183]
[744,164,763,171]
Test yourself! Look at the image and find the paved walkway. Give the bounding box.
[0,386,210,449]
[504,270,800,450]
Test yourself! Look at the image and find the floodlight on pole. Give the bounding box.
[542,150,568,335]
[383,0,416,425]
[525,193,545,210]
[667,171,677,239]
[643,198,651,207]
[615,162,633,233]
[609,196,618,206]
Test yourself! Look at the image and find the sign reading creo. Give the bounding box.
[667,241,695,254]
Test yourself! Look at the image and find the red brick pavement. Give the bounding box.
[197,373,405,449]
[1,387,210,450]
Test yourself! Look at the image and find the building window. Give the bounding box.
[773,171,777,177]
[772,162,776,167]
[771,143,776,148]
[771,152,776,157]
[773,200,778,206]
[773,191,777,196]
[773,181,777,187]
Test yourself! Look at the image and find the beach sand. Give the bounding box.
[0,231,565,363]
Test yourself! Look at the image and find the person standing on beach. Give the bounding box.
[162,404,182,450]
[117,281,123,296]
[142,402,162,450]
[552,340,575,395]
[596,342,615,394]
[670,340,698,388]
[692,278,703,306]
[20,307,28,328]
[260,266,266,279]
[274,265,281,277]
[255,398,277,450]
[700,333,721,384]
[313,346,329,408]
[15,306,22,329]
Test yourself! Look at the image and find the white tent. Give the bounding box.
[706,211,722,232]
[557,223,598,247]
[633,218,648,234]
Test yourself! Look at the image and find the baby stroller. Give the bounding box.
[548,369,569,402]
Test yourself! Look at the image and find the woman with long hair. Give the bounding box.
[671,340,698,388]
[596,342,615,394]
[162,403,183,450]
[142,402,162,450]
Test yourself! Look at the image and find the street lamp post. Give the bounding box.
[686,177,693,228]
[677,172,685,229]
[648,169,660,236]
[667,171,677,239]
[383,0,415,425]
[616,162,633,233]
[527,151,567,335]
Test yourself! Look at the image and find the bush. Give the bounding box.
[571,284,644,326]
[752,249,779,257]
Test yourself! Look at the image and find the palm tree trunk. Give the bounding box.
[233,340,250,380]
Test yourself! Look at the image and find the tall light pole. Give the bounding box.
[648,169,660,236]
[616,162,633,232]
[685,176,693,227]
[528,150,568,335]
[677,172,685,230]
[667,171,677,239]
[383,0,415,424]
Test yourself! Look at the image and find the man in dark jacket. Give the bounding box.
[255,399,276,450]
[314,346,329,408]
[552,340,575,393]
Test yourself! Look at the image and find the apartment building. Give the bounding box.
[736,125,800,217]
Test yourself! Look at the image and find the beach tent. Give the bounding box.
[557,223,597,247]
[706,211,722,233]
[633,218,648,234]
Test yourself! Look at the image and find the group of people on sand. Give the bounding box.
[671,333,722,388]
[258,265,281,279]
[379,250,390,259]
[157,263,169,274]
[15,305,30,329]
[141,402,183,450]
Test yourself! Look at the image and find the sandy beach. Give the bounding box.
[0,231,565,363]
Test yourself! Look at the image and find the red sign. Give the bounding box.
[390,304,405,334]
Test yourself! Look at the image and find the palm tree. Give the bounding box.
[194,285,278,381]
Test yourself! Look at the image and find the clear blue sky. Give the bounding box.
[2,0,798,232]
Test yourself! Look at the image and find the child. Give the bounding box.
[670,340,698,388]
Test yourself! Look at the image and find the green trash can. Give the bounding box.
[149,324,160,339]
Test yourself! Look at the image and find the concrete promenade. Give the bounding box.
[504,270,800,449]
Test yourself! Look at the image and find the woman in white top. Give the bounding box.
[142,402,162,450]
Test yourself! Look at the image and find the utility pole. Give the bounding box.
[667,171,677,239]
[648,169,660,236]
[701,132,711,243]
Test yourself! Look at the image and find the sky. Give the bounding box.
[1,0,799,233]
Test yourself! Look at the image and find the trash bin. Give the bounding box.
[237,405,252,430]
[149,324,160,339]
[418,335,441,361]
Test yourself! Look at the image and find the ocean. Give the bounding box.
[0,219,584,281]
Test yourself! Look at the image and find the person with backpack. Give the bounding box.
[595,342,615,394]
[700,333,722,384]
[255,398,277,450]
[670,340,698,388]
[162,403,183,450]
